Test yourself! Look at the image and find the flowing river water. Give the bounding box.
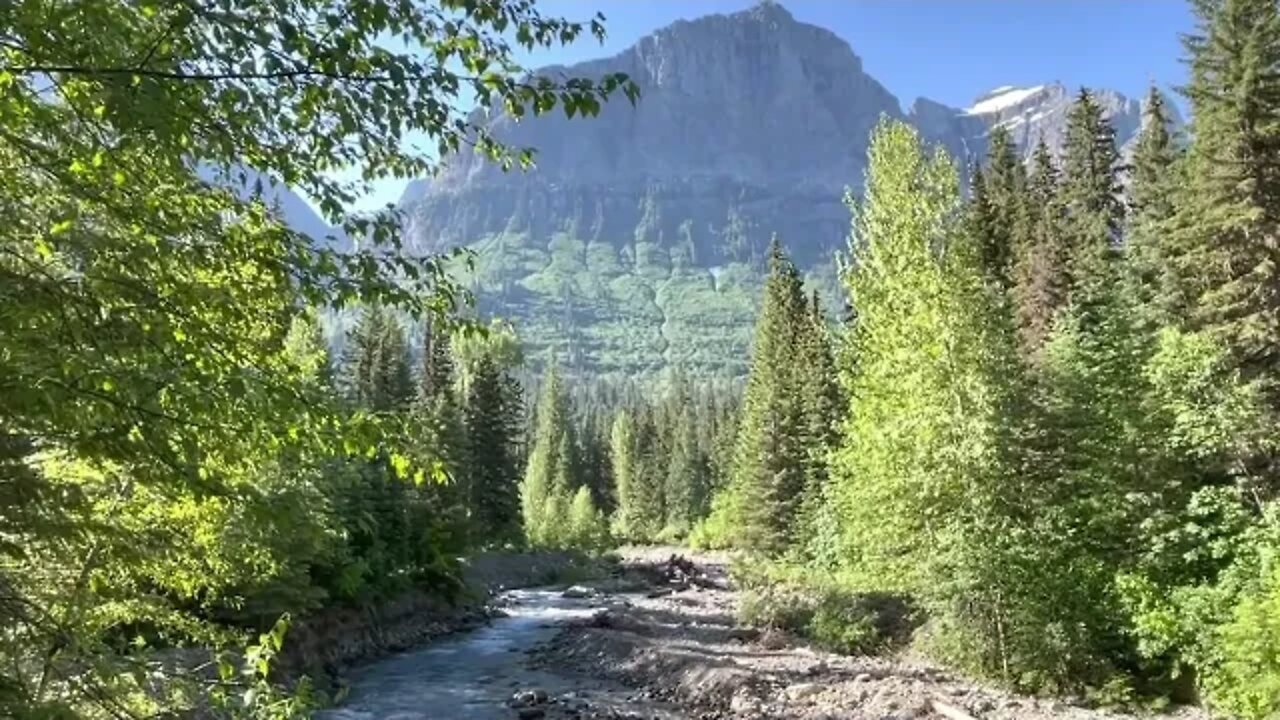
[315,588,658,720]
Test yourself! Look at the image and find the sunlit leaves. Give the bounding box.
[0,1,632,717]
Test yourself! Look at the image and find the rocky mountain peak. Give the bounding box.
[425,1,900,196]
[385,7,1184,376]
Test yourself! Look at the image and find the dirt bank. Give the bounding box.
[527,548,1209,720]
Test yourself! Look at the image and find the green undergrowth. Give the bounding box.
[730,559,919,656]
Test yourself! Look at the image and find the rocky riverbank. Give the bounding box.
[524,549,1210,720]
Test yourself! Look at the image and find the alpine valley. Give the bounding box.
[305,1,1180,378]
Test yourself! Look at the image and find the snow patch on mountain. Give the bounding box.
[967,85,1046,115]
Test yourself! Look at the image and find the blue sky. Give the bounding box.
[332,0,1198,213]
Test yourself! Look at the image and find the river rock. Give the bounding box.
[729,689,761,716]
[510,688,550,708]
[804,659,828,676]
[784,682,823,701]
[562,585,597,599]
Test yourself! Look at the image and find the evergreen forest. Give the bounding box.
[6,1,1280,719]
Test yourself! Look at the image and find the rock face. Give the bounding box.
[912,83,1181,167]
[391,2,1179,377]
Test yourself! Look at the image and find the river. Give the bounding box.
[316,588,656,720]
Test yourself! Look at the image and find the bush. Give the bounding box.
[731,560,916,656]
[809,590,915,655]
[736,584,814,632]
[687,497,737,550]
[1209,566,1280,719]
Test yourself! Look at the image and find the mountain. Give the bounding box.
[197,164,345,249]
[912,83,1181,167]
[393,2,1178,378]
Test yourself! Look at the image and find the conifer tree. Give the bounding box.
[342,304,414,412]
[419,317,456,402]
[408,318,468,548]
[1172,0,1280,393]
[283,310,334,390]
[578,408,615,514]
[609,409,641,538]
[464,354,522,547]
[663,406,707,535]
[720,238,809,554]
[520,363,578,547]
[969,126,1026,291]
[628,405,666,539]
[567,485,611,552]
[792,290,843,563]
[1126,87,1182,322]
[1013,140,1070,358]
[1060,88,1125,307]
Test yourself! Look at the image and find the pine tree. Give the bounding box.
[1172,0,1280,393]
[609,409,641,538]
[629,405,666,539]
[794,290,842,561]
[970,126,1026,291]
[419,317,456,402]
[663,406,707,535]
[408,317,469,548]
[1013,140,1070,358]
[1060,88,1125,308]
[464,354,522,547]
[1127,86,1182,323]
[577,408,615,514]
[520,363,578,547]
[567,486,611,553]
[343,304,413,412]
[719,238,809,555]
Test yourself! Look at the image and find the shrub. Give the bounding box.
[731,560,917,656]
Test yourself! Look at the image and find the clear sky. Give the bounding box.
[332,0,1199,214]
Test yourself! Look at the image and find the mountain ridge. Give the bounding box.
[284,3,1181,376]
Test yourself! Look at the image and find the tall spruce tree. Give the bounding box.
[283,310,334,390]
[1013,140,1070,358]
[464,354,523,548]
[578,406,616,513]
[1060,88,1125,310]
[1173,0,1280,395]
[343,304,414,412]
[609,409,641,538]
[419,317,456,402]
[664,406,707,535]
[1127,87,1183,323]
[719,238,810,555]
[970,127,1026,292]
[629,405,666,539]
[794,290,843,564]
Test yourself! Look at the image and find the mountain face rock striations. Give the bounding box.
[383,2,1177,377]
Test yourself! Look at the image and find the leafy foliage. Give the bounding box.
[0,0,635,716]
